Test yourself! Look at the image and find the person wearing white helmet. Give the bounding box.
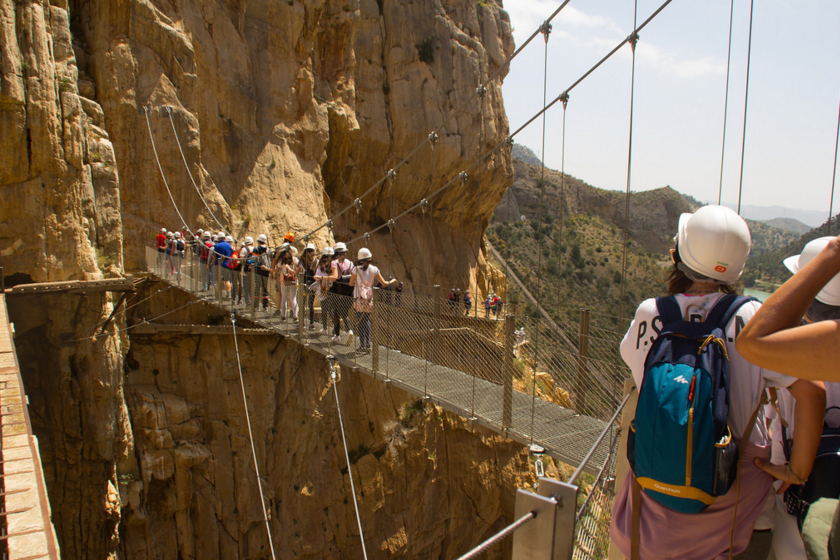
[155,227,168,270]
[172,231,185,280]
[610,206,825,560]
[272,243,298,321]
[314,247,335,332]
[252,234,271,310]
[200,231,215,291]
[239,236,255,306]
[299,243,318,329]
[163,231,176,276]
[327,242,355,345]
[736,237,840,560]
[350,247,397,353]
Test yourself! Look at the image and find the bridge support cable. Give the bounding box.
[718,0,735,205]
[736,0,756,216]
[71,298,195,343]
[457,512,537,560]
[556,95,569,306]
[618,0,640,327]
[231,315,278,560]
[166,107,228,235]
[828,96,840,235]
[145,106,189,232]
[327,357,369,560]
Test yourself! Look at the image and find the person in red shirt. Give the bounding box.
[155,228,167,270]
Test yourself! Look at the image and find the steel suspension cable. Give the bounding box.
[619,0,640,326]
[828,97,840,235]
[166,107,228,234]
[717,0,735,205]
[736,0,755,215]
[329,361,369,559]
[530,21,552,446]
[455,511,537,560]
[70,300,196,342]
[145,106,189,232]
[231,316,278,560]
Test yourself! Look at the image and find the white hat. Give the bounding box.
[245,236,254,245]
[783,237,840,306]
[161,228,167,233]
[257,234,268,243]
[166,231,174,237]
[174,231,181,238]
[202,232,211,239]
[676,205,751,284]
[225,236,233,243]
[197,228,203,234]
[334,242,347,253]
[358,248,372,260]
[322,247,334,257]
[306,243,316,252]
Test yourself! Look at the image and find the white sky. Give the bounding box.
[500,0,840,215]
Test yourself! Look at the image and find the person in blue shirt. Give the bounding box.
[214,234,233,287]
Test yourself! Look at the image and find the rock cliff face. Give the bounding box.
[68,0,513,289]
[0,0,124,282]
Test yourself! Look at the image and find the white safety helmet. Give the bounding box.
[279,242,290,253]
[675,205,751,284]
[166,231,174,238]
[244,236,254,245]
[225,235,233,243]
[306,243,316,252]
[257,234,268,244]
[784,236,840,306]
[358,248,372,260]
[202,232,211,239]
[174,231,181,239]
[322,247,335,257]
[161,228,167,233]
[197,228,204,234]
[334,242,348,253]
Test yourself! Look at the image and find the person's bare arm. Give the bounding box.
[375,271,395,287]
[755,379,825,492]
[737,236,840,379]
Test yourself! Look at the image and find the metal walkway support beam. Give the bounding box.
[511,477,579,560]
[6,277,137,295]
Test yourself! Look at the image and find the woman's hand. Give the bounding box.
[754,458,807,494]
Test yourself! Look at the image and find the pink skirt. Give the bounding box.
[610,443,772,560]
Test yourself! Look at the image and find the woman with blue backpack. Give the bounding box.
[610,205,825,560]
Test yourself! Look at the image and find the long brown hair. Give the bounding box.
[667,245,736,296]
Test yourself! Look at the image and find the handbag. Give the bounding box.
[354,285,373,313]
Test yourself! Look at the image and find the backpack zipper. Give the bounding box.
[686,374,697,486]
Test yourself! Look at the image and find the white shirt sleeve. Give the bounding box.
[619,298,661,388]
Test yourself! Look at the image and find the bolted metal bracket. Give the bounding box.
[428,131,439,146]
[476,85,487,98]
[539,20,552,41]
[459,171,468,184]
[387,169,397,181]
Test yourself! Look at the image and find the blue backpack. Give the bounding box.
[628,294,757,514]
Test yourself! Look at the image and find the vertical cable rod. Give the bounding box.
[736,0,755,215]
[828,96,840,235]
[618,0,640,326]
[145,107,189,232]
[230,317,277,560]
[717,0,735,205]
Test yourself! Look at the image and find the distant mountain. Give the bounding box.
[762,217,812,235]
[717,202,829,228]
[490,160,801,329]
[511,143,543,167]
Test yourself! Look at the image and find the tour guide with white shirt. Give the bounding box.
[609,205,825,560]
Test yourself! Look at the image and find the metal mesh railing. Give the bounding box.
[143,245,628,473]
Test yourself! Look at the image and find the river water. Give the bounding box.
[744,288,773,302]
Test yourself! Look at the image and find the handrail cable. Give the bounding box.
[231,316,278,560]
[736,0,755,215]
[166,107,228,235]
[298,0,576,243]
[575,426,621,523]
[569,391,632,486]
[455,511,537,560]
[828,96,840,235]
[618,0,640,326]
[340,0,674,249]
[145,106,189,232]
[329,359,369,559]
[717,0,735,205]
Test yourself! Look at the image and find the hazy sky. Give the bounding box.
[500,0,840,216]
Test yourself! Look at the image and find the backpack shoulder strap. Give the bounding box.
[704,294,756,329]
[655,296,682,325]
